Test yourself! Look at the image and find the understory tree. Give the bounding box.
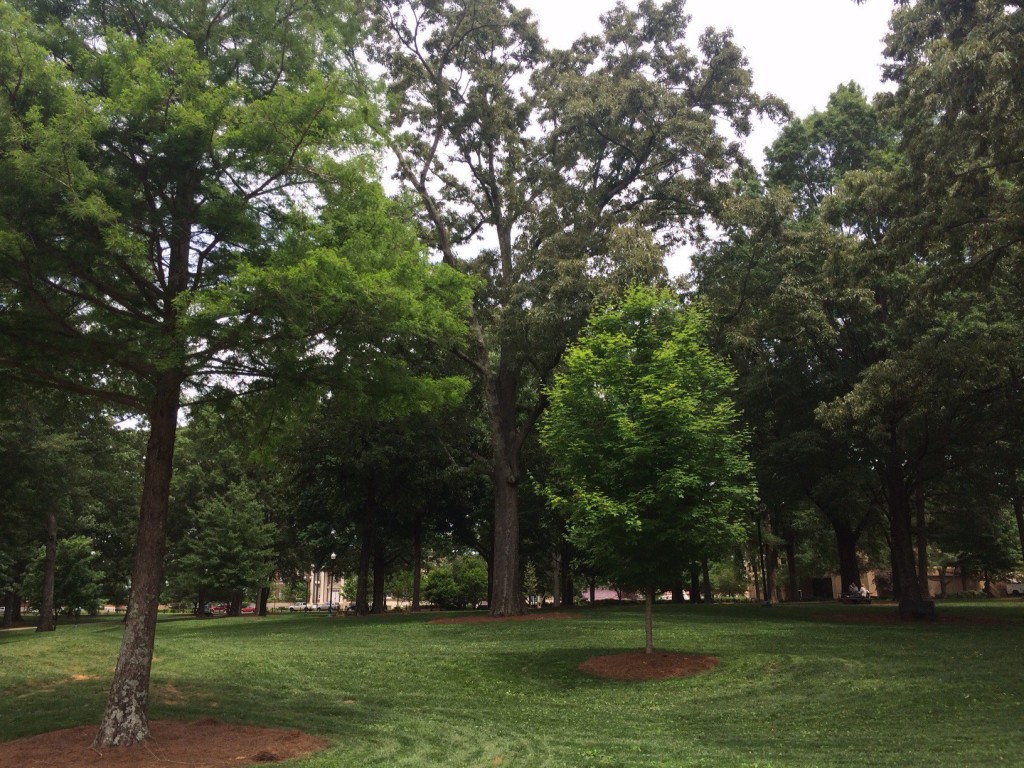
[541,286,755,652]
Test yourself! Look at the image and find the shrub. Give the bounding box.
[423,556,488,610]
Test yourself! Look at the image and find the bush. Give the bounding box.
[423,556,488,610]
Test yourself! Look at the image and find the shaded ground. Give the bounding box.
[0,718,329,768]
[429,611,578,624]
[579,651,720,681]
[814,610,1017,625]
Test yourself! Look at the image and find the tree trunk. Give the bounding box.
[589,577,596,604]
[701,559,713,604]
[2,590,15,628]
[93,372,181,748]
[834,522,862,595]
[371,533,386,614]
[938,565,947,597]
[551,551,560,609]
[689,563,702,603]
[356,523,371,615]
[915,488,929,595]
[644,587,654,654]
[764,547,778,604]
[196,586,208,618]
[230,590,242,617]
[36,511,58,632]
[257,586,269,617]
[560,545,573,607]
[411,514,422,612]
[883,460,925,601]
[487,362,526,617]
[785,535,799,602]
[671,579,685,603]
[1010,467,1024,563]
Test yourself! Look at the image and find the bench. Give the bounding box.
[840,594,873,605]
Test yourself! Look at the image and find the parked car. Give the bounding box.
[206,603,229,614]
[317,602,340,612]
[241,604,256,614]
[1006,580,1024,596]
[288,602,314,612]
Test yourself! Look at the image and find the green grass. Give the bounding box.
[2,602,1023,766]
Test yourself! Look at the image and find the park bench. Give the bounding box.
[840,594,873,605]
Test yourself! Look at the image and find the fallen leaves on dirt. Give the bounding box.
[0,718,329,768]
[578,651,720,681]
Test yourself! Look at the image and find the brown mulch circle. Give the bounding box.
[0,718,329,768]
[430,611,579,624]
[579,651,720,681]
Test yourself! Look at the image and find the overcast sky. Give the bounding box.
[518,0,896,169]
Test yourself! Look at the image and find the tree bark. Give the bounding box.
[883,460,925,601]
[551,551,561,609]
[257,586,269,617]
[689,563,702,603]
[701,559,713,604]
[356,523,371,615]
[785,535,798,602]
[3,590,16,628]
[36,511,58,632]
[644,588,654,654]
[671,579,685,603]
[93,371,181,748]
[915,488,929,595]
[196,586,208,618]
[411,514,422,612]
[833,521,862,595]
[1010,466,1024,563]
[371,533,386,614]
[765,546,778,604]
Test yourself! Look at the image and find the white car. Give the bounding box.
[1006,581,1024,596]
[288,601,315,612]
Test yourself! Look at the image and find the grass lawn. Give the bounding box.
[1,601,1022,767]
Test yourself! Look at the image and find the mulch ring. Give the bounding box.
[429,611,579,624]
[0,718,329,768]
[579,651,720,681]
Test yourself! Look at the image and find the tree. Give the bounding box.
[366,0,780,615]
[0,0,466,746]
[541,286,755,653]
[22,535,104,618]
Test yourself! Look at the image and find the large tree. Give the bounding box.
[541,286,754,652]
[366,0,780,615]
[0,0,465,746]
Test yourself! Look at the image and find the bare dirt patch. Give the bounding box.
[579,651,719,681]
[0,718,329,768]
[430,612,578,624]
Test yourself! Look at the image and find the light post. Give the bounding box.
[329,552,337,616]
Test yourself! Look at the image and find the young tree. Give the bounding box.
[541,286,755,653]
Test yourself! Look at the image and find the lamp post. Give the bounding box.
[329,552,337,616]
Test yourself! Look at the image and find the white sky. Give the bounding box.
[518,0,895,169]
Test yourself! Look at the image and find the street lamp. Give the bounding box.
[329,552,337,616]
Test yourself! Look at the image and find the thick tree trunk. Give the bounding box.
[937,565,947,597]
[644,588,654,654]
[833,522,862,595]
[589,577,596,604]
[93,373,181,748]
[883,461,925,601]
[701,559,713,604]
[487,361,526,617]
[36,511,58,632]
[671,579,685,604]
[257,586,269,617]
[551,551,561,609]
[411,514,422,612]
[196,586,208,618]
[230,590,242,617]
[689,563,702,603]
[3,590,16,628]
